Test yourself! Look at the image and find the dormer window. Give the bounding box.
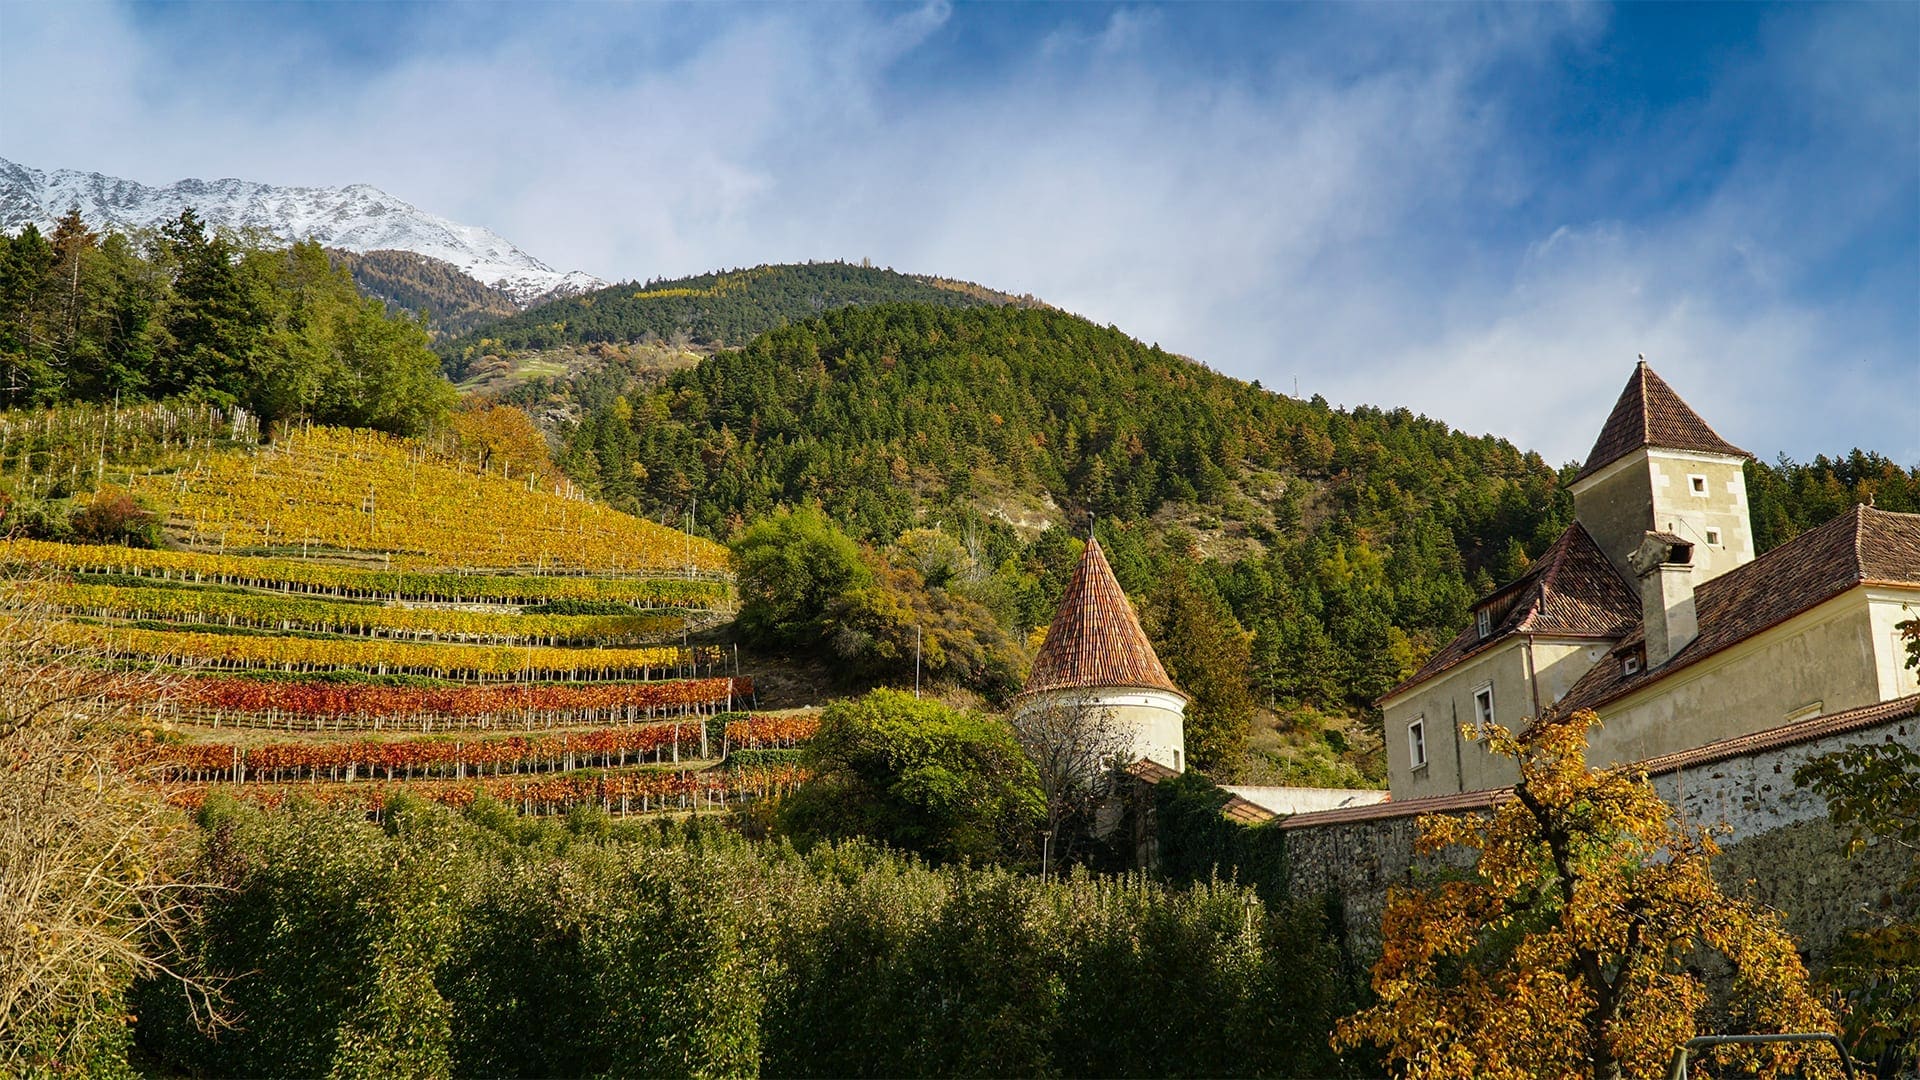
[1689,474,1708,496]
[1623,654,1641,676]
[1476,609,1492,639]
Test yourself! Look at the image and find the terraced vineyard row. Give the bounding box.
[132,425,730,572]
[60,623,724,681]
[52,582,687,645]
[159,762,810,816]
[122,675,754,730]
[128,714,815,782]
[2,539,730,606]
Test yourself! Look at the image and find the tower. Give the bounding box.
[1015,536,1189,772]
[1569,360,1754,586]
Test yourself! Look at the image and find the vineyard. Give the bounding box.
[2,405,810,821]
[128,425,732,572]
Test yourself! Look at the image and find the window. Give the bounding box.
[1689,474,1708,496]
[1473,685,1495,730]
[1476,608,1492,639]
[1623,654,1641,676]
[1408,718,1427,769]
[1704,527,1722,546]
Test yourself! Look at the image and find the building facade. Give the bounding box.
[1383,360,1920,800]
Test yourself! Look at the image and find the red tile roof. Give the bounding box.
[1022,536,1183,698]
[1380,523,1639,703]
[1284,692,1920,830]
[1547,505,1920,719]
[1574,361,1750,483]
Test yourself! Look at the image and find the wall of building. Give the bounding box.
[1572,451,1657,583]
[1645,451,1753,583]
[1285,711,1920,966]
[1867,589,1920,701]
[1591,592,1886,768]
[1385,638,1609,799]
[1018,686,1188,773]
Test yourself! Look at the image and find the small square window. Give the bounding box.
[1704,528,1722,546]
[1476,609,1492,639]
[1623,655,1641,676]
[1473,685,1495,729]
[1689,474,1708,496]
[1408,719,1427,769]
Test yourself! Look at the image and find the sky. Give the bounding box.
[2,1,1916,467]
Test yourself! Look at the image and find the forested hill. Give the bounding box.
[441,262,1041,375]
[543,302,1572,718]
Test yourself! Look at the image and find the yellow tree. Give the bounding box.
[1335,710,1842,1080]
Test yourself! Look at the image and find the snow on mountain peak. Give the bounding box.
[0,159,605,305]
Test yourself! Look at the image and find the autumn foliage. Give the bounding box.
[1335,710,1843,1080]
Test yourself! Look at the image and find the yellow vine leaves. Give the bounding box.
[1334,711,1843,1080]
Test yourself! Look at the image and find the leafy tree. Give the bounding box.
[1145,563,1256,776]
[1336,710,1842,1080]
[732,506,872,649]
[778,689,1042,865]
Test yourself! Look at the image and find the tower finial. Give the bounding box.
[1637,353,1646,365]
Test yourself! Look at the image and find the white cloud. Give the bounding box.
[0,1,1911,464]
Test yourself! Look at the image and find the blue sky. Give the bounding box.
[3,1,1915,466]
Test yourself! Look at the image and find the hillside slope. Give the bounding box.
[329,249,520,337]
[442,262,1041,373]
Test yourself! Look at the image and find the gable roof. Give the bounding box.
[1574,361,1750,483]
[1022,536,1183,698]
[1380,523,1639,703]
[1548,504,1920,719]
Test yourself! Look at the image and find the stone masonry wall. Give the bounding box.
[1286,714,1920,966]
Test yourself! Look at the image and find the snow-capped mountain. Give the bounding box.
[0,159,604,305]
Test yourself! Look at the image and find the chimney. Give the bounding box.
[1628,532,1698,668]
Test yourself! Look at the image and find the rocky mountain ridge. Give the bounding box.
[0,158,603,305]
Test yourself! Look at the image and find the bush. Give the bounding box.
[134,796,1360,1078]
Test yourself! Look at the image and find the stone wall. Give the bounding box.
[1285,711,1919,966]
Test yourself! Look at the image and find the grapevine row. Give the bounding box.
[121,675,752,731]
[2,539,731,606]
[158,763,810,816]
[52,583,685,646]
[129,714,814,782]
[58,623,722,681]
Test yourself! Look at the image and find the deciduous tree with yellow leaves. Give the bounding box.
[1334,710,1844,1080]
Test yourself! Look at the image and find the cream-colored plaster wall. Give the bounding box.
[1867,590,1920,700]
[1018,687,1188,773]
[1531,638,1610,708]
[1589,591,1885,767]
[1645,452,1752,583]
[1571,451,1655,582]
[1384,642,1535,799]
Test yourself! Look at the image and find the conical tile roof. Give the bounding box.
[1574,361,1749,482]
[1022,537,1183,698]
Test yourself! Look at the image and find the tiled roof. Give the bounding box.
[1574,361,1750,482]
[1629,693,1920,776]
[1124,759,1276,823]
[1380,523,1639,703]
[1548,505,1920,719]
[1284,692,1920,831]
[1022,537,1183,698]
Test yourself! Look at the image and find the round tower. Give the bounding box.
[1014,536,1189,772]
